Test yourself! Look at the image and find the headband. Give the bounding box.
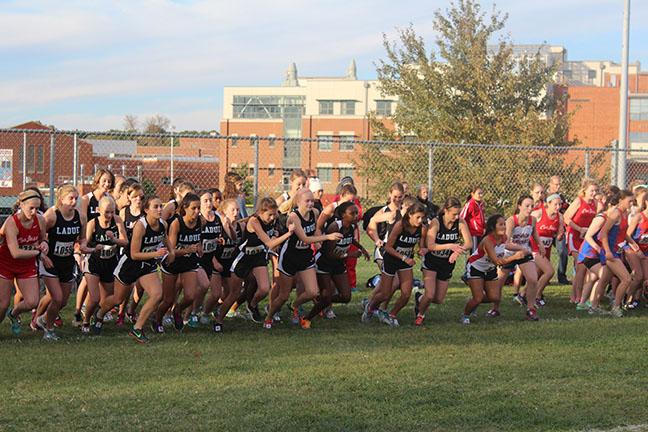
[545,193,561,203]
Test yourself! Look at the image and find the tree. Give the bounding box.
[358,0,589,210]
[144,114,172,134]
[123,115,139,132]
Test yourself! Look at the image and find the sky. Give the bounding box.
[1,0,647,132]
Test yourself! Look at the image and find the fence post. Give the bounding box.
[584,150,590,179]
[137,165,142,182]
[254,138,259,208]
[170,135,175,186]
[121,164,126,176]
[427,142,434,194]
[94,164,98,175]
[610,140,618,187]
[72,133,78,187]
[49,133,55,207]
[80,164,85,188]
[22,132,27,190]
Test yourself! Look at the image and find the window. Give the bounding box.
[318,135,333,151]
[161,176,171,185]
[563,70,573,79]
[318,166,332,183]
[630,98,648,121]
[36,145,44,173]
[339,166,354,180]
[26,145,34,173]
[268,136,276,148]
[341,100,356,115]
[233,95,305,119]
[339,136,355,151]
[230,137,238,148]
[630,132,648,143]
[319,100,334,115]
[376,100,392,116]
[587,70,597,80]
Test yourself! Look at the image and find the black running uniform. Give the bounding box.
[382,224,422,276]
[40,209,82,283]
[232,218,276,279]
[199,214,223,278]
[162,217,201,275]
[114,217,166,285]
[278,210,316,276]
[121,207,141,255]
[316,220,355,275]
[423,216,460,281]
[86,192,101,221]
[215,223,241,278]
[374,206,401,262]
[85,217,119,283]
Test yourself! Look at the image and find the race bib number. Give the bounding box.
[100,245,116,259]
[202,239,219,254]
[53,241,74,257]
[540,236,553,249]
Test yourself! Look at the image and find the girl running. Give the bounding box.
[564,179,598,303]
[367,182,405,270]
[624,187,648,307]
[98,196,173,343]
[305,202,369,325]
[416,197,472,325]
[598,189,638,317]
[531,183,545,210]
[505,194,543,320]
[0,190,48,337]
[460,186,485,253]
[34,185,86,340]
[162,180,195,222]
[194,189,223,327]
[266,190,341,330]
[221,198,293,330]
[461,214,528,324]
[362,202,427,327]
[206,199,242,331]
[81,196,128,334]
[530,193,564,306]
[155,193,203,333]
[276,169,307,208]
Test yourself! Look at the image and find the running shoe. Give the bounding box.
[264,305,282,322]
[115,313,125,327]
[7,308,21,336]
[587,306,609,315]
[414,314,425,326]
[387,314,399,327]
[199,313,211,326]
[290,305,302,325]
[93,319,104,335]
[610,306,623,318]
[485,309,500,318]
[460,315,471,325]
[262,319,272,330]
[361,303,373,323]
[35,315,46,331]
[526,308,539,321]
[81,323,91,335]
[623,300,639,311]
[162,314,174,327]
[150,321,165,334]
[42,329,60,341]
[414,291,422,316]
[187,313,199,328]
[513,294,527,306]
[54,315,63,328]
[226,302,238,319]
[103,311,113,323]
[323,307,336,320]
[212,322,223,333]
[72,312,83,327]
[129,327,149,344]
[299,318,311,329]
[246,304,263,323]
[576,301,591,311]
[536,296,546,308]
[377,309,391,325]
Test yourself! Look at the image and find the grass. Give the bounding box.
[2,252,648,432]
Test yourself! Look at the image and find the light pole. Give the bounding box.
[617,0,631,188]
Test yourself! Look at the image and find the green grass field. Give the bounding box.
[2,254,648,432]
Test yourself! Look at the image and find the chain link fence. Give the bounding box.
[1,127,646,215]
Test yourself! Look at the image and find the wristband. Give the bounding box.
[401,255,407,262]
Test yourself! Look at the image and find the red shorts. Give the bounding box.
[0,257,38,280]
[567,231,583,255]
